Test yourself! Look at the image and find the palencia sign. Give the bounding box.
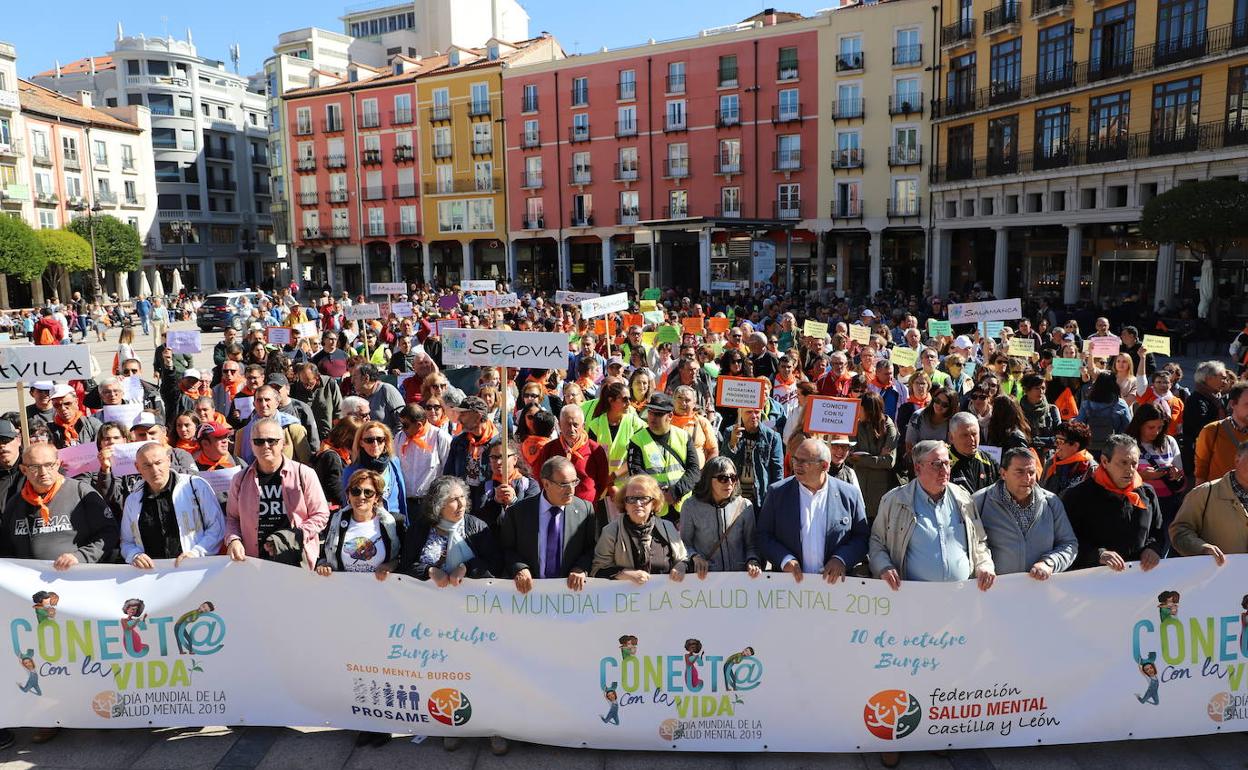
[442,329,569,369]
[0,345,92,383]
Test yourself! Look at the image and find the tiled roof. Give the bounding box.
[32,55,114,78]
[17,80,140,132]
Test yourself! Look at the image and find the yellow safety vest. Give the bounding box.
[586,408,647,484]
[629,426,691,517]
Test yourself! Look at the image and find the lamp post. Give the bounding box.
[75,198,104,299]
[170,220,193,291]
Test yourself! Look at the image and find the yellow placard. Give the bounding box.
[1142,334,1171,356]
[1008,338,1035,357]
[890,346,918,368]
[642,332,656,348]
[848,325,871,344]
[640,300,657,312]
[803,320,829,339]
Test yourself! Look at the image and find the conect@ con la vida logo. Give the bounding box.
[864,690,922,740]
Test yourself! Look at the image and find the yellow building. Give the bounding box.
[929,0,1248,309]
[416,36,562,285]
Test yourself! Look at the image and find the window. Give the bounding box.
[176,95,192,117]
[776,134,800,170]
[837,83,862,118]
[669,189,688,217]
[525,198,544,228]
[837,131,862,167]
[180,129,196,151]
[571,194,592,225]
[617,105,637,136]
[946,124,974,176]
[33,171,53,196]
[367,208,385,237]
[437,200,494,232]
[523,84,539,113]
[436,165,453,194]
[62,136,78,162]
[394,93,412,123]
[894,78,920,113]
[572,151,591,184]
[893,126,919,164]
[1089,92,1131,157]
[618,147,638,180]
[148,93,174,116]
[302,210,320,236]
[990,38,1022,102]
[1091,3,1136,78]
[572,113,589,141]
[93,140,108,166]
[31,131,49,160]
[296,107,312,135]
[400,205,418,234]
[619,69,636,100]
[38,210,56,229]
[892,179,919,215]
[147,60,170,76]
[473,122,492,154]
[432,88,450,120]
[1156,0,1207,61]
[718,138,741,173]
[720,94,740,125]
[778,88,799,120]
[895,27,921,64]
[720,187,740,217]
[947,53,977,110]
[1034,104,1072,167]
[620,191,639,222]
[777,183,800,217]
[153,128,177,148]
[126,60,140,75]
[433,126,451,157]
[667,143,689,177]
[325,103,342,131]
[718,55,738,87]
[64,175,82,200]
[331,208,349,235]
[184,162,198,184]
[361,98,379,128]
[778,46,799,80]
[121,145,135,170]
[838,37,863,71]
[668,61,686,93]
[124,180,138,204]
[572,77,589,106]
[523,119,540,147]
[97,178,111,196]
[1228,65,1248,134]
[473,160,494,191]
[217,105,228,120]
[1152,76,1201,143]
[470,82,490,115]
[987,115,1018,172]
[1037,23,1075,91]
[525,156,543,187]
[155,161,180,181]
[211,226,236,245]
[666,100,686,130]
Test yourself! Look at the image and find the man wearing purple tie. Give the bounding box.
[498,456,598,594]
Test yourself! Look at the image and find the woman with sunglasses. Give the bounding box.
[905,385,956,456]
[585,381,648,516]
[592,475,691,583]
[341,421,409,525]
[679,457,761,578]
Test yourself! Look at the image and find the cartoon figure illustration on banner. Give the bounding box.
[601,682,620,725]
[31,590,58,623]
[1136,653,1160,706]
[17,649,41,696]
[175,601,216,655]
[1157,590,1180,622]
[619,634,638,659]
[684,639,704,690]
[723,646,755,696]
[1241,595,1248,630]
[121,598,149,655]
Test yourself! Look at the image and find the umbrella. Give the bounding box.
[1198,259,1214,319]
[152,269,166,299]
[171,269,184,297]
[116,271,130,301]
[138,271,151,298]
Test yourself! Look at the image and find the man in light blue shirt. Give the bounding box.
[905,471,972,582]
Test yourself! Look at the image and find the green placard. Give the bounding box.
[1051,357,1083,377]
[642,288,662,301]
[642,310,665,325]
[655,325,681,345]
[928,319,953,337]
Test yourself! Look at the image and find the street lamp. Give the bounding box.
[74,198,104,298]
[170,219,193,287]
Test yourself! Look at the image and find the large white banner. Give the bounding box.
[442,329,569,369]
[4,557,1248,749]
[0,344,92,383]
[947,298,1022,324]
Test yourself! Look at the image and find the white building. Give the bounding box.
[32,28,278,293]
[0,42,29,229]
[341,0,529,58]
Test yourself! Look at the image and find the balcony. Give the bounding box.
[835,52,864,72]
[569,211,594,227]
[122,195,145,208]
[32,150,52,166]
[1085,134,1129,164]
[398,221,421,236]
[1031,0,1073,18]
[329,226,350,240]
[359,112,381,129]
[831,98,865,120]
[832,148,865,170]
[468,101,492,119]
[522,98,539,113]
[830,199,863,221]
[432,143,452,159]
[569,126,591,144]
[718,67,738,88]
[208,179,237,191]
[666,74,686,94]
[472,140,493,155]
[295,122,313,136]
[616,208,640,225]
[92,154,109,170]
[324,154,347,169]
[716,109,741,127]
[365,222,388,237]
[778,63,800,81]
[774,200,803,219]
[326,190,349,204]
[394,146,415,163]
[889,94,924,116]
[391,108,413,125]
[96,191,118,206]
[714,204,741,218]
[521,172,544,189]
[983,1,1022,34]
[1035,63,1075,95]
[361,149,383,165]
[887,198,921,218]
[888,145,923,166]
[521,132,540,149]
[613,163,639,182]
[429,105,451,122]
[322,117,344,133]
[363,186,386,201]
[393,183,418,198]
[664,116,688,133]
[122,158,137,172]
[772,103,802,124]
[1154,29,1210,67]
[63,151,81,170]
[34,191,58,205]
[302,227,323,240]
[295,157,317,172]
[941,19,976,48]
[298,192,319,206]
[773,149,802,172]
[715,153,742,175]
[251,153,270,167]
[663,206,690,219]
[615,120,638,138]
[570,167,592,185]
[618,82,637,100]
[523,216,545,230]
[893,44,923,66]
[0,138,27,157]
[663,158,690,178]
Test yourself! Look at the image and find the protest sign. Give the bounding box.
[199,466,243,496]
[641,287,661,301]
[947,298,1021,323]
[58,442,100,477]
[296,322,318,338]
[100,403,143,428]
[109,441,153,477]
[707,317,730,334]
[804,396,861,435]
[889,346,918,368]
[368,282,406,295]
[715,376,766,409]
[485,293,520,309]
[639,300,657,313]
[234,396,254,420]
[803,320,828,339]
[266,327,292,346]
[345,303,381,321]
[848,325,870,344]
[1088,336,1122,358]
[1143,334,1171,356]
[555,290,600,305]
[391,302,414,318]
[642,310,665,325]
[1051,358,1083,378]
[437,294,460,311]
[0,344,91,383]
[443,329,570,369]
[979,445,1003,464]
[461,280,496,292]
[983,320,1005,339]
[121,376,145,403]
[655,326,681,345]
[593,319,617,336]
[166,330,202,354]
[622,313,643,329]
[928,320,953,337]
[580,293,629,319]
[1007,338,1035,357]
[641,332,656,348]
[683,317,705,335]
[435,319,460,336]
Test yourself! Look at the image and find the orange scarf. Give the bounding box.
[21,478,65,526]
[671,413,696,429]
[492,466,523,484]
[466,419,497,450]
[558,430,588,458]
[907,394,930,408]
[195,451,235,470]
[54,411,81,445]
[408,423,433,451]
[775,373,796,387]
[322,441,352,464]
[221,378,243,399]
[520,435,550,469]
[180,382,202,399]
[1093,464,1145,509]
[175,438,198,453]
[630,398,649,413]
[1044,449,1093,480]
[576,376,596,392]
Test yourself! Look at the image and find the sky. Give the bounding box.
[7,0,833,79]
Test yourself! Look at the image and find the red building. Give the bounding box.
[503,11,821,292]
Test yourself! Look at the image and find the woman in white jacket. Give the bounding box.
[121,443,226,567]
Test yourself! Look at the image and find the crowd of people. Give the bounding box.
[0,282,1245,765]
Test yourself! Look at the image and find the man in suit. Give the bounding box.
[498,456,597,595]
[756,438,870,583]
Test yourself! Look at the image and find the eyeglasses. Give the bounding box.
[923,460,953,469]
[348,487,377,499]
[23,462,59,473]
[489,454,517,462]
[547,479,578,489]
[361,436,386,445]
[791,457,820,466]
[624,495,654,506]
[121,369,140,375]
[427,404,444,411]
[714,474,739,483]
[251,437,282,446]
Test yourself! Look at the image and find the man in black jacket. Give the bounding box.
[1061,434,1164,571]
[1182,360,1228,476]
[497,456,597,595]
[0,419,23,509]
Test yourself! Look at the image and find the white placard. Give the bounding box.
[296,322,318,338]
[555,290,600,305]
[979,445,1003,464]
[199,466,243,495]
[234,396,254,420]
[391,302,414,318]
[0,344,91,383]
[947,298,1022,324]
[266,327,292,345]
[435,319,460,335]
[485,293,520,309]
[165,330,202,354]
[715,376,766,409]
[804,396,861,435]
[345,303,381,321]
[461,279,496,292]
[580,292,629,319]
[1088,335,1122,358]
[368,282,406,295]
[58,442,100,477]
[99,403,143,428]
[121,375,145,403]
[110,440,154,477]
[443,329,569,369]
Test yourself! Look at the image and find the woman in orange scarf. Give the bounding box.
[672,385,718,465]
[517,410,556,470]
[1041,421,1098,494]
[172,412,201,454]
[627,369,654,414]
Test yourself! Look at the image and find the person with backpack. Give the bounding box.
[1075,372,1132,456]
[32,308,63,346]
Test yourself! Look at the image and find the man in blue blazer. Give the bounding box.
[757,438,870,582]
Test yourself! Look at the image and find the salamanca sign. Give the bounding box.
[0,345,92,383]
[442,329,569,370]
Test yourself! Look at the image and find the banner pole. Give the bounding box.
[16,382,30,447]
[498,364,509,482]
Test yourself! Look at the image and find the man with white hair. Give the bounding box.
[340,396,371,422]
[948,411,999,494]
[745,331,779,381]
[815,351,853,397]
[1182,360,1228,476]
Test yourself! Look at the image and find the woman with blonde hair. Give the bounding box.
[341,421,408,524]
[593,475,690,583]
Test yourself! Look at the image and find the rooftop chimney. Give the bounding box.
[764,7,778,25]
[78,91,93,108]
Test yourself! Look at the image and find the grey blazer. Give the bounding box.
[679,496,759,572]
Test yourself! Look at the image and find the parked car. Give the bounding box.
[196,291,268,331]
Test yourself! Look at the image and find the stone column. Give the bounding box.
[815,235,827,293]
[507,240,519,286]
[558,238,571,289]
[993,226,1009,300]
[699,228,712,293]
[1154,243,1176,311]
[601,237,614,290]
[463,240,475,281]
[868,229,883,296]
[1063,225,1082,306]
[835,237,849,297]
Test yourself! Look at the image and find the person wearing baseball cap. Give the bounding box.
[167,368,205,427]
[626,393,700,519]
[0,418,22,508]
[193,422,242,474]
[442,396,497,511]
[49,384,101,449]
[26,381,56,426]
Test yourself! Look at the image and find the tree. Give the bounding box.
[67,214,142,273]
[0,215,47,283]
[36,228,93,298]
[1139,179,1248,321]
